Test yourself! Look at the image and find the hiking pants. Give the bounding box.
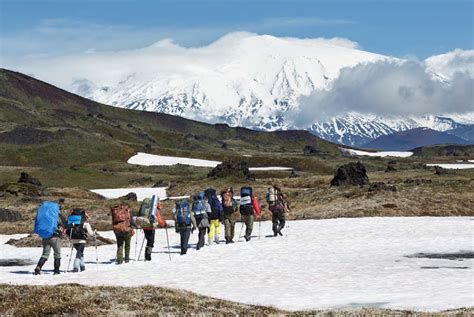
[144,229,155,260]
[224,213,236,242]
[41,237,61,260]
[197,227,207,250]
[178,227,191,255]
[272,211,286,235]
[115,233,131,264]
[73,243,85,270]
[241,214,254,240]
[208,219,221,241]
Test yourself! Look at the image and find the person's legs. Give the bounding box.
[224,215,231,243]
[208,220,216,243]
[35,239,51,274]
[144,229,155,261]
[197,228,206,249]
[278,212,286,235]
[180,228,191,255]
[73,244,81,272]
[124,233,132,262]
[272,212,279,236]
[229,216,235,242]
[244,214,254,241]
[115,233,125,264]
[214,220,220,243]
[51,237,61,274]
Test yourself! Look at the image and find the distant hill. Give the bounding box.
[446,125,474,143]
[362,127,471,151]
[411,144,474,157]
[0,69,341,167]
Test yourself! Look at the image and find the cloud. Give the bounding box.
[425,49,474,79]
[289,58,474,127]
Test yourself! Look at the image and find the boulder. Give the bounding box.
[385,164,397,172]
[0,208,22,222]
[303,145,318,155]
[330,162,369,186]
[119,192,138,201]
[208,160,255,180]
[289,170,299,178]
[434,166,448,175]
[18,172,42,186]
[153,180,169,188]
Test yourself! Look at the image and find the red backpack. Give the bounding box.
[111,204,131,234]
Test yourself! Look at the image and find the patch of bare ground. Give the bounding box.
[0,284,472,316]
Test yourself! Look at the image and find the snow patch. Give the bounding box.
[426,163,474,169]
[342,148,413,157]
[0,217,472,312]
[128,152,220,168]
[90,187,167,201]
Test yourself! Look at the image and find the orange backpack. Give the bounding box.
[111,204,131,234]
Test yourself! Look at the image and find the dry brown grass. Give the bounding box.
[0,284,472,316]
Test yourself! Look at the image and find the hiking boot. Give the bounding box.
[80,266,85,272]
[274,232,278,237]
[72,268,79,273]
[53,258,61,275]
[278,230,283,236]
[228,240,234,244]
[125,259,130,263]
[244,235,251,242]
[144,252,151,261]
[215,237,220,244]
[33,257,47,275]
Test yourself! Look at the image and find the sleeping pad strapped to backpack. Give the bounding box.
[34,201,60,239]
[239,186,254,215]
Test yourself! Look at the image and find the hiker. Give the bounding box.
[173,199,197,255]
[111,203,137,264]
[67,208,95,272]
[191,192,210,250]
[221,187,238,244]
[205,187,223,245]
[239,187,261,241]
[136,195,166,261]
[266,185,287,236]
[33,198,66,275]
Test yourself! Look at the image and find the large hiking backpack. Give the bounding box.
[239,186,254,215]
[66,208,88,240]
[111,204,131,234]
[175,199,191,226]
[139,195,159,224]
[205,187,223,219]
[221,188,236,214]
[34,201,60,239]
[192,192,207,216]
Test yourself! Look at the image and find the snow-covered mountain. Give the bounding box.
[66,33,473,146]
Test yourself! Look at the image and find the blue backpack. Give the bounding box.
[192,192,207,216]
[175,199,191,226]
[34,201,60,239]
[205,188,223,213]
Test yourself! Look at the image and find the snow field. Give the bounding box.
[0,217,472,311]
[426,163,474,169]
[342,148,414,158]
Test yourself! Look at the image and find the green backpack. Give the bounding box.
[138,198,152,219]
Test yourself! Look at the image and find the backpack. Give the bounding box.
[66,208,88,240]
[240,187,254,215]
[205,188,223,219]
[269,187,285,213]
[221,189,236,214]
[111,204,131,234]
[34,201,60,239]
[139,196,159,224]
[266,188,276,203]
[192,192,207,216]
[175,199,191,226]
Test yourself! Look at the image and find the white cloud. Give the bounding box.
[289,57,474,127]
[425,49,474,79]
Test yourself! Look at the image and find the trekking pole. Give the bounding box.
[165,226,171,261]
[137,230,146,261]
[94,233,99,270]
[258,218,261,240]
[134,229,138,261]
[66,224,74,273]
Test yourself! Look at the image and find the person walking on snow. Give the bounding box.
[67,209,95,272]
[144,200,166,261]
[111,203,137,264]
[221,187,238,244]
[173,199,197,255]
[239,187,261,241]
[205,188,223,245]
[34,198,66,275]
[266,185,288,236]
[191,192,210,250]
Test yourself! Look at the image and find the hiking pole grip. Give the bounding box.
[66,224,74,273]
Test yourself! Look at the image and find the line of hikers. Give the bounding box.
[32,185,289,274]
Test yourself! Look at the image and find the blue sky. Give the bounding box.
[0,0,472,61]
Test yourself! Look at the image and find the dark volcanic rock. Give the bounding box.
[153,180,169,188]
[385,164,397,172]
[289,170,299,178]
[330,162,369,186]
[303,145,318,155]
[0,127,55,145]
[0,208,22,222]
[368,182,397,192]
[208,160,255,180]
[434,166,448,175]
[404,178,432,185]
[119,192,137,201]
[18,172,42,186]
